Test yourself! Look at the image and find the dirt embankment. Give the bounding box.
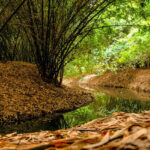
[0,61,93,123]
[79,69,150,92]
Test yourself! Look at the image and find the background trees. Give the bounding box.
[0,0,28,62]
[0,0,150,84]
[65,0,150,77]
[21,0,115,85]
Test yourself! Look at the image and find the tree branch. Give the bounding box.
[0,0,26,33]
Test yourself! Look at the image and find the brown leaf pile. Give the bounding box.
[0,61,93,123]
[0,110,150,150]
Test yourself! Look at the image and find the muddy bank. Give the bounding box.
[0,61,93,123]
[79,69,150,92]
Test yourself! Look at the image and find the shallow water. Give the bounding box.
[1,87,150,134]
[64,88,150,127]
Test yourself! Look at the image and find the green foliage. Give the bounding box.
[1,0,150,79]
[64,91,150,127]
[64,0,150,77]
[101,28,150,70]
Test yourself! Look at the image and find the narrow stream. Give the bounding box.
[1,86,150,134]
[64,87,150,127]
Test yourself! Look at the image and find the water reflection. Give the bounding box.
[96,87,150,101]
[79,85,150,101]
[1,88,150,134]
[64,91,150,127]
[0,114,68,135]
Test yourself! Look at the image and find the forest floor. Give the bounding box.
[76,68,150,93]
[0,61,93,123]
[0,110,150,149]
[1,63,150,149]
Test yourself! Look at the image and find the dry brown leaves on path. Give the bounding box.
[0,110,150,150]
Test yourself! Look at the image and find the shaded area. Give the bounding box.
[0,114,69,135]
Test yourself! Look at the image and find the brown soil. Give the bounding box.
[0,61,93,123]
[80,68,150,92]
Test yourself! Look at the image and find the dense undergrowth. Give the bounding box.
[64,28,150,78]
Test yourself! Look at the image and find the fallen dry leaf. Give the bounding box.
[0,111,150,150]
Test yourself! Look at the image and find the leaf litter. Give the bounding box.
[0,61,93,123]
[0,110,150,150]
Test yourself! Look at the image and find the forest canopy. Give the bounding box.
[0,0,150,84]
